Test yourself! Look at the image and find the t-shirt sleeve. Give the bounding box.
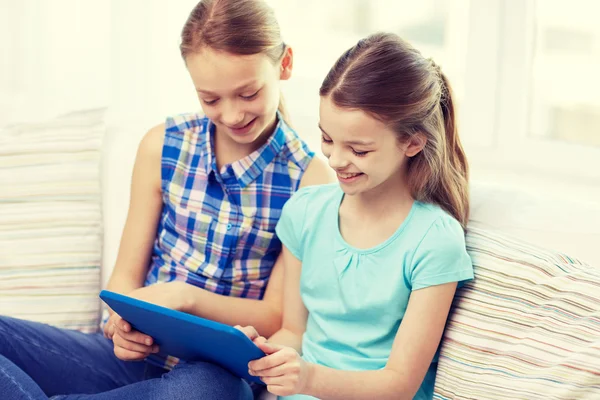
[410,216,474,291]
[275,187,313,261]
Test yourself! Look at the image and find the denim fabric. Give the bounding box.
[0,316,252,400]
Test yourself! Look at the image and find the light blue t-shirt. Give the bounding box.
[275,184,474,400]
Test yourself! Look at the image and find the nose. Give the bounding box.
[326,146,350,170]
[221,101,244,127]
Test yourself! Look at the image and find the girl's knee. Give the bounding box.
[171,361,234,381]
[164,362,252,400]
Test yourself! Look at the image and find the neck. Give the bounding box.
[214,114,278,169]
[343,169,414,219]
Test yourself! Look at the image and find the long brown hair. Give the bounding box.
[180,0,290,122]
[320,33,469,228]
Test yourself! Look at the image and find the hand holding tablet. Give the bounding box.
[99,290,266,384]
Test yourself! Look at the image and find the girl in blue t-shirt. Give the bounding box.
[237,32,474,400]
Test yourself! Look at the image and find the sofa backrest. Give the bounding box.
[435,227,600,399]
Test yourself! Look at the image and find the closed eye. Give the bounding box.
[241,90,260,100]
[351,149,370,157]
[321,135,333,144]
[202,99,218,105]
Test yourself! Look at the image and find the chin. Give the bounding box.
[338,184,364,196]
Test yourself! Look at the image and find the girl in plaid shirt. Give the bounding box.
[0,1,331,399]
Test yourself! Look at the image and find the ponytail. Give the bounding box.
[432,69,469,228]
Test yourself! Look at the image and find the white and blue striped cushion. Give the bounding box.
[0,109,104,332]
[435,227,600,399]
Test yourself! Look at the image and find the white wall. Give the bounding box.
[0,1,111,126]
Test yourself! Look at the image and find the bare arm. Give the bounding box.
[106,123,164,296]
[248,282,457,398]
[302,282,458,400]
[299,154,335,188]
[181,251,284,337]
[265,245,307,351]
[179,156,333,337]
[104,123,169,361]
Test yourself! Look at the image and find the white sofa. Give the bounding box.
[3,113,599,398]
[100,121,600,399]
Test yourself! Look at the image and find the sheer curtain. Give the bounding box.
[0,0,111,126]
[0,0,197,128]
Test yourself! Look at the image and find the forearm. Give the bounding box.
[105,267,146,315]
[107,268,145,294]
[304,365,411,400]
[268,328,303,353]
[181,284,282,337]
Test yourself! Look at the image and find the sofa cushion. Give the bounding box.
[0,109,104,332]
[469,180,600,267]
[434,227,600,399]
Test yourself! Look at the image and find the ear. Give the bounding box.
[279,46,293,81]
[404,133,427,157]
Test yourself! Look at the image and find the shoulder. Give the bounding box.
[299,156,336,188]
[277,184,340,251]
[161,113,211,163]
[412,202,467,257]
[278,120,336,187]
[285,183,339,212]
[165,112,208,135]
[407,202,473,289]
[277,121,318,172]
[131,123,165,193]
[137,122,166,163]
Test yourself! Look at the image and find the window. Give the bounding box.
[268,0,470,150]
[271,0,600,196]
[530,0,600,148]
[491,0,600,188]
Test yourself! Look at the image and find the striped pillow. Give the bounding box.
[434,227,600,399]
[0,109,104,333]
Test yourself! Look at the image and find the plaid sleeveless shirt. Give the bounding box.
[146,112,314,299]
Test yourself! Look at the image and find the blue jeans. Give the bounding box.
[0,316,253,400]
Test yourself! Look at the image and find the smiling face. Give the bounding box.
[319,95,425,197]
[186,47,292,148]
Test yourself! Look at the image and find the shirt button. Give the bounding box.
[227,223,233,231]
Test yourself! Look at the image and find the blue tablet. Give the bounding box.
[99,290,265,384]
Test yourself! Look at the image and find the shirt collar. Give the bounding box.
[203,119,219,177]
[204,112,288,188]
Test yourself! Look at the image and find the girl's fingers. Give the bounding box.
[105,323,115,339]
[113,331,158,354]
[257,341,284,355]
[264,383,288,396]
[114,317,131,333]
[234,325,259,340]
[260,375,286,386]
[115,325,154,346]
[253,336,268,346]
[249,348,288,372]
[104,313,120,338]
[113,344,150,361]
[250,363,288,377]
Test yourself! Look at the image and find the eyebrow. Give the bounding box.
[196,81,259,95]
[318,124,376,146]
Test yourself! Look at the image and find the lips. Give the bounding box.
[230,119,253,130]
[337,172,363,179]
[225,117,258,136]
